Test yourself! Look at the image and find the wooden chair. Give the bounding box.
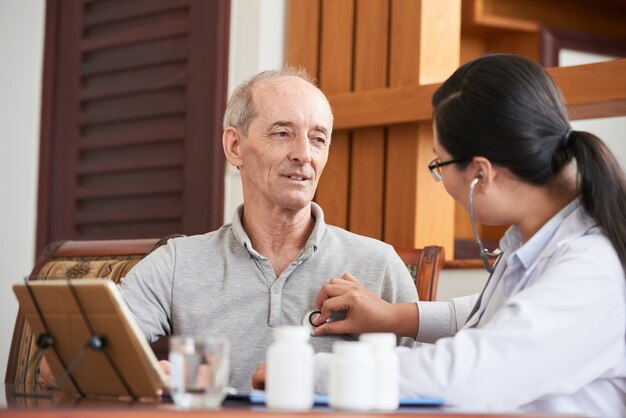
[5,236,180,386]
[396,246,445,301]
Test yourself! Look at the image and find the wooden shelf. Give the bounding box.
[329,59,626,130]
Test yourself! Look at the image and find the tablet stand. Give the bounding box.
[12,278,136,399]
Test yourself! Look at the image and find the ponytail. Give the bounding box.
[568,130,626,271]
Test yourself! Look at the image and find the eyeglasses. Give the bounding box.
[428,157,470,182]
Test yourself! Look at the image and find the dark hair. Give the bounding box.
[432,54,626,271]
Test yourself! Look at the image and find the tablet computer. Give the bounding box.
[13,279,166,398]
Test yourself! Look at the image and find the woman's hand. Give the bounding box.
[312,273,420,338]
[311,273,396,335]
[251,364,266,390]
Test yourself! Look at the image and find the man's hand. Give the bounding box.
[312,273,418,337]
[251,364,266,390]
[159,359,172,391]
[38,356,57,390]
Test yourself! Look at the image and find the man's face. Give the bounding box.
[236,77,333,211]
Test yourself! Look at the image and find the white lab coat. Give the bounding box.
[406,202,626,417]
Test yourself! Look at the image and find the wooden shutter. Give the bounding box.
[36,0,230,254]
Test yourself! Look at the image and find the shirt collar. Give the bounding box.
[499,199,581,269]
[230,202,327,260]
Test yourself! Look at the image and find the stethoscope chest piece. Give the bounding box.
[302,309,328,335]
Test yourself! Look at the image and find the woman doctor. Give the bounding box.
[309,55,626,416]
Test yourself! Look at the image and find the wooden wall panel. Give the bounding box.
[414,123,453,251]
[414,0,460,254]
[385,0,460,257]
[418,0,461,85]
[385,124,420,248]
[315,0,355,228]
[349,0,389,239]
[384,0,420,248]
[487,32,540,62]
[474,0,626,39]
[285,0,320,77]
[328,84,438,129]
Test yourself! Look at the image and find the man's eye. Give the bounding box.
[313,137,326,144]
[273,131,289,138]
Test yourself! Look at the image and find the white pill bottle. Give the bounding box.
[328,341,375,411]
[360,333,400,411]
[265,326,314,410]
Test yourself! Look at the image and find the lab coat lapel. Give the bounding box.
[508,207,596,296]
[464,253,505,328]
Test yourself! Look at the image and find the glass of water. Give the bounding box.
[169,336,230,409]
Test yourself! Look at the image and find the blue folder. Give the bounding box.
[247,390,443,407]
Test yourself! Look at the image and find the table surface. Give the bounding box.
[0,385,585,418]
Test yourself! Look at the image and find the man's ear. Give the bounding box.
[223,127,244,168]
[471,157,495,192]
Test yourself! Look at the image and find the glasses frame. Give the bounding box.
[428,157,470,182]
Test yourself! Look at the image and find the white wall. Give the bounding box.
[0,1,45,380]
[224,0,285,223]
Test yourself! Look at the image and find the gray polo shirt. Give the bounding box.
[120,203,418,391]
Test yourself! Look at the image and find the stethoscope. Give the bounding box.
[301,309,335,335]
[469,174,501,273]
[464,174,504,325]
[301,309,324,334]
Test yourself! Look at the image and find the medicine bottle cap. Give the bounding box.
[273,325,310,342]
[360,333,396,349]
[332,341,372,357]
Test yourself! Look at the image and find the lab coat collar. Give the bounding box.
[531,199,596,265]
[466,198,594,328]
[508,199,581,271]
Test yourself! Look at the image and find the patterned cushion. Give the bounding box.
[37,256,143,283]
[404,263,418,281]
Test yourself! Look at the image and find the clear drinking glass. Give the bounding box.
[169,336,230,409]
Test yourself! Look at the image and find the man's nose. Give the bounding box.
[289,135,312,164]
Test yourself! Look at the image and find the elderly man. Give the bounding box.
[42,68,418,392]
